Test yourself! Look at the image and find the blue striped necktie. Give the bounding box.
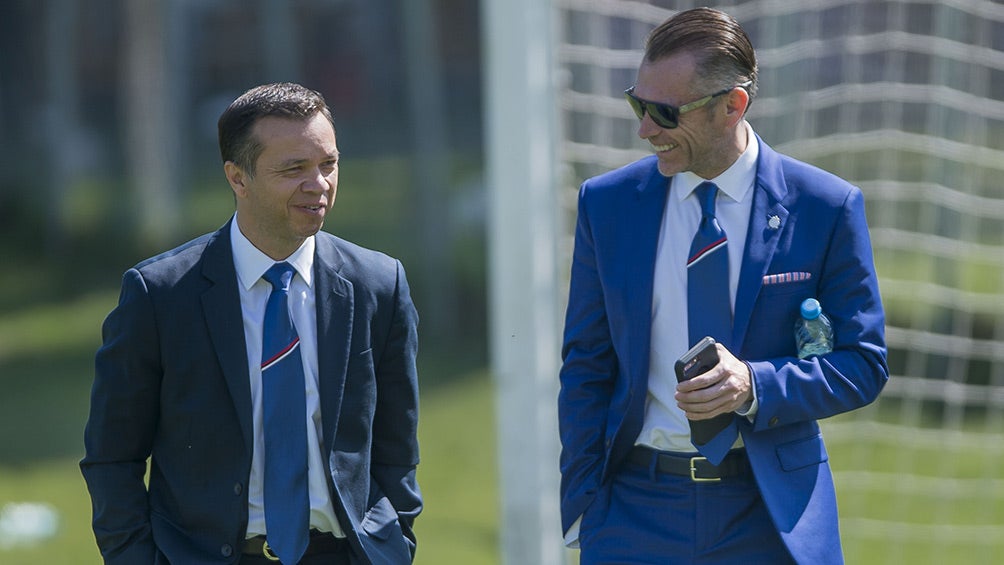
[687,182,738,465]
[261,262,309,564]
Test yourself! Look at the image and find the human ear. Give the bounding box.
[724,87,751,125]
[224,161,249,198]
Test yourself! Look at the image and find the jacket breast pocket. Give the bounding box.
[356,347,373,363]
[758,277,815,299]
[349,347,375,377]
[746,279,818,357]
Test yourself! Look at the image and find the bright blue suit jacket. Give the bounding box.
[558,135,888,565]
[81,220,421,565]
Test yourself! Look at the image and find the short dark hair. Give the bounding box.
[217,82,335,177]
[645,8,758,101]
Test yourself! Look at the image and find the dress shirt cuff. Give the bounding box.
[563,516,582,548]
[735,360,758,422]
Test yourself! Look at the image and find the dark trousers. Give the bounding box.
[579,454,796,565]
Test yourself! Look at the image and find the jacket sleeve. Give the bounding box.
[748,187,889,430]
[369,260,422,557]
[557,184,618,535]
[80,269,161,564]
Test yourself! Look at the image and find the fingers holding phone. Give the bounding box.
[674,337,753,420]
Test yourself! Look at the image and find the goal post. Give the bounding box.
[483,0,567,564]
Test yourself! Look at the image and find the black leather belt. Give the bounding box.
[628,446,751,482]
[242,530,346,561]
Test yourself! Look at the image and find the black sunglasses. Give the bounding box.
[624,82,752,129]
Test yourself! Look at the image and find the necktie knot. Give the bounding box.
[263,262,295,292]
[696,181,719,219]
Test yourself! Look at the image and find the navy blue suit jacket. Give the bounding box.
[558,135,888,564]
[82,220,421,564]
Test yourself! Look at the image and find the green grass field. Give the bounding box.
[2,291,1002,564]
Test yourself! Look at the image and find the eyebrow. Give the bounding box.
[267,154,339,172]
[268,159,308,172]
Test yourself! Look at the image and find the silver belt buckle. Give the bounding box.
[690,456,721,482]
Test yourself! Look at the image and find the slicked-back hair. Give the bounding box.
[645,8,758,101]
[218,82,335,177]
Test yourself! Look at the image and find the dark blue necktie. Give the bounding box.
[261,263,309,564]
[687,182,738,465]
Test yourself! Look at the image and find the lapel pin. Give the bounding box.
[768,215,781,230]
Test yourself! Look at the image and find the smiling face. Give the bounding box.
[633,51,749,179]
[226,112,339,259]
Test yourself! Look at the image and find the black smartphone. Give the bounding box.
[675,336,719,382]
[674,336,730,445]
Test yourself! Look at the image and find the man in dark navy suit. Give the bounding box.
[82,83,421,564]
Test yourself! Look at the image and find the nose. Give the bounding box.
[301,168,329,193]
[637,112,660,140]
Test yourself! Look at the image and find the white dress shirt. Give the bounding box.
[637,121,759,453]
[230,216,344,538]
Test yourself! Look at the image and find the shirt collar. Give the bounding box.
[674,121,759,204]
[230,214,315,291]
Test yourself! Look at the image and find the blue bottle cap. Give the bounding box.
[800,298,821,320]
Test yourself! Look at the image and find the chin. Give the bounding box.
[291,223,323,241]
[656,161,683,177]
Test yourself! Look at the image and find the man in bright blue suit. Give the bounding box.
[558,8,888,564]
[82,83,421,564]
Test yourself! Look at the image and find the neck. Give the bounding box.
[696,121,750,180]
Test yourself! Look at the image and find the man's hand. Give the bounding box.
[675,343,752,420]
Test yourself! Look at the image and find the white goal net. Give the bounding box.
[554,0,1004,562]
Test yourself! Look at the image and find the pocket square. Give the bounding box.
[763,272,812,285]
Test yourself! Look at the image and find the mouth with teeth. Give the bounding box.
[651,142,677,153]
[297,203,326,215]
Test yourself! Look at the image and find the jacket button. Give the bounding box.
[233,482,243,496]
[768,416,779,427]
[221,544,233,557]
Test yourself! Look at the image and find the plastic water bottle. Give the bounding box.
[794,298,833,359]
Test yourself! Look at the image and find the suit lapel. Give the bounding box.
[313,235,354,456]
[733,136,789,351]
[200,221,254,453]
[625,161,670,392]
